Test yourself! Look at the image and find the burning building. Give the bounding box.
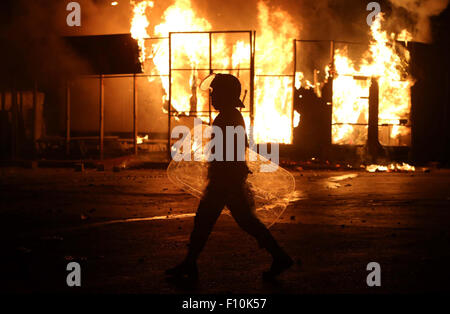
[0,0,449,165]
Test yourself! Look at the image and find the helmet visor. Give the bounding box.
[199,73,216,91]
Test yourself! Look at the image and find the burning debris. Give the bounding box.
[296,15,415,148]
[136,134,148,144]
[331,16,414,147]
[365,162,416,172]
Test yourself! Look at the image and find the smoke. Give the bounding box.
[196,0,370,42]
[0,0,138,134]
[1,0,447,135]
[388,0,449,42]
[198,0,449,43]
[64,0,132,35]
[3,0,449,81]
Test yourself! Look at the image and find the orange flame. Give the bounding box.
[366,162,415,172]
[130,0,153,65]
[130,0,297,144]
[331,15,414,146]
[253,1,298,144]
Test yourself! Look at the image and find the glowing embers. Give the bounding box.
[366,163,415,172]
[136,134,148,144]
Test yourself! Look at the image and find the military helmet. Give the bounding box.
[200,73,245,108]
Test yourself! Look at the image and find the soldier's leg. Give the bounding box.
[166,184,225,279]
[186,184,226,262]
[227,183,293,278]
[226,183,279,251]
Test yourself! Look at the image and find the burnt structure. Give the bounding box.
[0,34,142,161]
[293,84,331,158]
[63,34,142,160]
[1,13,449,165]
[291,36,450,165]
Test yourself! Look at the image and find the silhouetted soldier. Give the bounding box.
[166,73,293,281]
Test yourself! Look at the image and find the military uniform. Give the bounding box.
[166,74,292,280]
[188,107,282,260]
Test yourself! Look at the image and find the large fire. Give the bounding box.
[330,15,414,146]
[130,0,297,144]
[252,1,298,144]
[130,1,413,147]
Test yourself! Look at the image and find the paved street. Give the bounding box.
[1,167,449,293]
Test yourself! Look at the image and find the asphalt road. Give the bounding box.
[1,167,449,293]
